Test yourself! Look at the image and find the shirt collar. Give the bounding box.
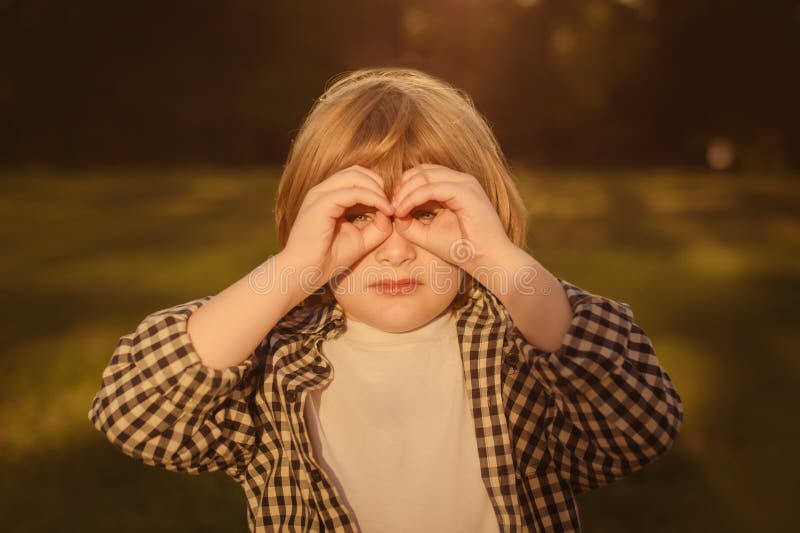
[269,279,522,530]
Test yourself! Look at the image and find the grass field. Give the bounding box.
[1,166,798,532]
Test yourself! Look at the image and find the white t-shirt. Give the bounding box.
[304,309,501,533]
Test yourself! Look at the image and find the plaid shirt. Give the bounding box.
[88,277,683,532]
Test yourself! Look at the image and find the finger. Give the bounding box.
[394,182,462,217]
[323,187,395,218]
[342,165,390,198]
[393,173,430,208]
[394,165,436,206]
[360,210,393,250]
[399,164,434,187]
[315,165,388,199]
[392,215,415,235]
[349,165,389,191]
[395,165,465,206]
[393,216,431,252]
[400,163,447,181]
[400,164,468,189]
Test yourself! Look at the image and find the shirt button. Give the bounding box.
[504,353,519,367]
[310,469,323,483]
[285,389,298,402]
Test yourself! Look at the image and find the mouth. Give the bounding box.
[370,278,420,295]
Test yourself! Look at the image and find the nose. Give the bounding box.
[373,217,416,265]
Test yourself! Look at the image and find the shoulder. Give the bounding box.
[271,299,342,339]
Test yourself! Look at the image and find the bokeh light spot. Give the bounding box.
[706,137,736,171]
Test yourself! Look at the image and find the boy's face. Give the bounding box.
[329,218,463,333]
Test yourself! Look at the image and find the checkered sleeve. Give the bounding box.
[88,296,263,479]
[507,277,684,493]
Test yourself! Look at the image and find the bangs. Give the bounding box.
[315,84,473,201]
[275,67,529,310]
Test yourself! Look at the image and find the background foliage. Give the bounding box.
[2,0,798,169]
[2,1,799,531]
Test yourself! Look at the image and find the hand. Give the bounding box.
[282,165,395,294]
[392,164,515,275]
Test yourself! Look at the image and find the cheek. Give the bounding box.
[431,259,458,275]
[425,262,461,294]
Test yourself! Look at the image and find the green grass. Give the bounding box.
[1,165,797,532]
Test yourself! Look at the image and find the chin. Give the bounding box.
[342,296,455,332]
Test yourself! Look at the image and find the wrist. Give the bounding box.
[468,243,532,299]
[251,253,317,310]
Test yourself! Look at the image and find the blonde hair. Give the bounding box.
[274,67,528,312]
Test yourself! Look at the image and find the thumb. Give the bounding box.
[393,216,424,246]
[360,210,393,250]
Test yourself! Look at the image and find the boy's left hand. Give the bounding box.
[392,164,515,274]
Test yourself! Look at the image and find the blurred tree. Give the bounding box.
[1,0,797,169]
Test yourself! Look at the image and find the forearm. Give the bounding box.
[507,278,684,490]
[187,252,312,370]
[89,296,263,475]
[471,245,573,353]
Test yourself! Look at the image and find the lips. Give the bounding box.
[371,278,417,288]
[370,278,420,294]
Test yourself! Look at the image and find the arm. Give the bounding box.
[88,253,308,478]
[479,246,683,493]
[88,296,266,478]
[187,252,309,369]
[476,245,574,354]
[505,276,684,492]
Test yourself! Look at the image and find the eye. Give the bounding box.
[411,209,438,223]
[344,213,372,223]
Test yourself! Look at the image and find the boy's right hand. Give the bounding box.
[281,165,396,296]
